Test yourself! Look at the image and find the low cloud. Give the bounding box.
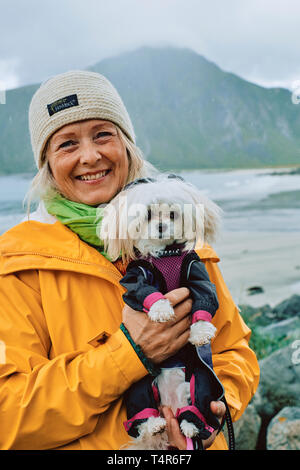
[0,58,20,90]
[1,0,300,90]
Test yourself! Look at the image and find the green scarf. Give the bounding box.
[44,194,111,260]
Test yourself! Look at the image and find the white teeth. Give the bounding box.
[79,171,108,181]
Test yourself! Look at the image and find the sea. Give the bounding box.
[0,167,300,235]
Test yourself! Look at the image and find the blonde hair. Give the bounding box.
[24,123,158,216]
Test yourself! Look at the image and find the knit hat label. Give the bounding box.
[47,94,79,116]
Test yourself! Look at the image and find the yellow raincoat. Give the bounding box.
[0,220,259,450]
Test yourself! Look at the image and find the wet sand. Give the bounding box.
[213,231,300,308]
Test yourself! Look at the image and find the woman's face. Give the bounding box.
[46,119,129,205]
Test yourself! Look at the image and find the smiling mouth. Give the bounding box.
[76,169,111,181]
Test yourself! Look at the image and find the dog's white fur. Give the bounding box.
[100,175,222,449]
[147,298,175,322]
[100,176,222,263]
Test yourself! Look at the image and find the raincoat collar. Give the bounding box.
[0,220,121,282]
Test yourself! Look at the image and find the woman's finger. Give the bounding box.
[162,406,187,450]
[210,400,226,420]
[164,287,190,307]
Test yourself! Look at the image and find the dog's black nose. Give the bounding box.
[158,223,168,233]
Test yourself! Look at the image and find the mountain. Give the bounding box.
[1,46,300,175]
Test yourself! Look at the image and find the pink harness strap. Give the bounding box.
[123,408,160,432]
[186,437,194,450]
[176,406,215,434]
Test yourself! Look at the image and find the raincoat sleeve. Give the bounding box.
[120,263,164,312]
[0,270,148,450]
[204,260,260,421]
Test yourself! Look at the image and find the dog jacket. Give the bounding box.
[120,245,218,330]
[119,245,231,445]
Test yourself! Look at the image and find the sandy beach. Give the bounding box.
[214,231,300,309]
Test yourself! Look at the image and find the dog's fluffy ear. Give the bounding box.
[99,202,121,261]
[179,181,222,245]
[202,196,223,244]
[153,177,222,245]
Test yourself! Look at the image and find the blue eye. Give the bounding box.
[59,140,76,149]
[95,132,112,139]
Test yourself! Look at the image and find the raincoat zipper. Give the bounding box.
[2,251,123,283]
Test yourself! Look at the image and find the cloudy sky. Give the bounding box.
[1,0,300,92]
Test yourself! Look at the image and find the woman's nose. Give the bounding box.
[79,142,102,165]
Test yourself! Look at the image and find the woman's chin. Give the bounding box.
[67,187,117,206]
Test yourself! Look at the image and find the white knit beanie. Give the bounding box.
[29,70,136,169]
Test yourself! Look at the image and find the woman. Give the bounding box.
[0,70,259,450]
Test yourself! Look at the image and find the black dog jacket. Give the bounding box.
[120,246,233,447]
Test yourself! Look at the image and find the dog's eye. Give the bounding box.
[147,209,152,221]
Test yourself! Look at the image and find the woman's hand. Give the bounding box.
[122,287,192,364]
[162,401,226,450]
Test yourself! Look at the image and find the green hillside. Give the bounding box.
[1,46,300,174]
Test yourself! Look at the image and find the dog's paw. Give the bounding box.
[149,417,167,435]
[189,320,217,346]
[148,299,175,322]
[180,419,199,438]
[139,417,167,437]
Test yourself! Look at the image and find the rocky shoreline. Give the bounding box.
[233,294,300,450]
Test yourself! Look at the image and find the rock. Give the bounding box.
[247,286,264,296]
[267,407,300,450]
[239,294,300,329]
[233,403,261,450]
[257,345,300,420]
[236,296,300,449]
[251,344,300,449]
[272,295,300,321]
[258,317,300,340]
[239,303,274,327]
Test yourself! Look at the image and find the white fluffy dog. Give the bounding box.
[100,174,223,450]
